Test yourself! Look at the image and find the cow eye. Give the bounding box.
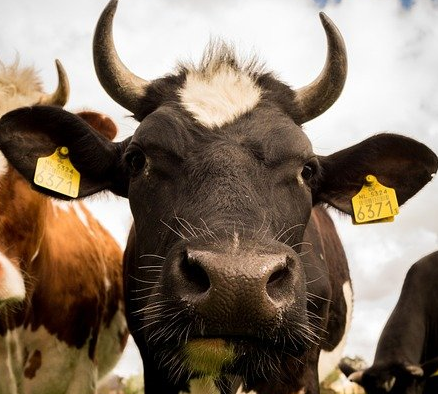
[126,150,147,175]
[301,163,315,181]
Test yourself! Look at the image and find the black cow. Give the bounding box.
[340,251,438,394]
[0,1,437,393]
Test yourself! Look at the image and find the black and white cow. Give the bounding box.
[340,251,438,394]
[0,1,437,393]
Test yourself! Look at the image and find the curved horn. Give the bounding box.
[93,0,149,116]
[39,59,70,106]
[293,12,347,124]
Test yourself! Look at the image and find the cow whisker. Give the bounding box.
[137,268,162,272]
[137,302,172,313]
[274,223,305,242]
[128,274,160,285]
[139,253,166,260]
[130,286,163,293]
[160,219,188,240]
[130,300,173,316]
[306,291,331,303]
[305,275,324,285]
[291,241,313,250]
[199,218,221,243]
[174,215,197,238]
[131,293,162,301]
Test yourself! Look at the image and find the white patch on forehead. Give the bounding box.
[0,151,8,177]
[179,64,261,128]
[0,251,25,302]
[318,281,353,382]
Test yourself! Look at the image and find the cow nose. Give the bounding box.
[180,250,211,295]
[175,247,298,326]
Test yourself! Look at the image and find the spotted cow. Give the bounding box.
[0,2,437,394]
[340,251,438,394]
[0,59,128,393]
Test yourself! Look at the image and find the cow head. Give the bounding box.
[0,60,118,306]
[0,0,437,390]
[341,357,438,394]
[0,59,69,117]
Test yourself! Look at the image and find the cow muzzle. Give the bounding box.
[164,241,306,337]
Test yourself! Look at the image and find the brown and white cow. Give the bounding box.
[0,59,128,393]
[0,2,437,393]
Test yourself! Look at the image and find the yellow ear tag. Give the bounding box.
[34,147,80,198]
[351,175,399,225]
[430,369,438,378]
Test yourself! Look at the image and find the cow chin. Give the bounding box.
[148,315,312,385]
[183,338,236,376]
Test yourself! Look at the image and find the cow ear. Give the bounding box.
[0,105,130,199]
[315,133,438,215]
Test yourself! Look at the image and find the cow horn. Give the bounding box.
[292,13,347,124]
[93,0,149,116]
[39,60,70,106]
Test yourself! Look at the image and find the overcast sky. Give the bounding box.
[1,0,437,378]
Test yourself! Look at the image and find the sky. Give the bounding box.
[1,0,438,378]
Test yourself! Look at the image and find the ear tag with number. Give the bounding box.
[34,147,80,198]
[351,175,399,225]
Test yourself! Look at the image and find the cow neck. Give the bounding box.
[0,166,48,266]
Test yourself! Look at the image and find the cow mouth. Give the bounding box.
[151,331,310,385]
[141,295,314,384]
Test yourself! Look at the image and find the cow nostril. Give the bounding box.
[267,266,289,286]
[180,251,210,294]
[266,265,291,301]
